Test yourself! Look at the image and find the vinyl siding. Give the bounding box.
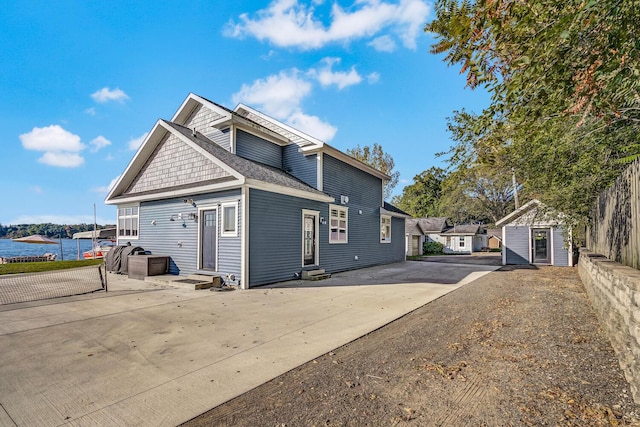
[283,144,317,188]
[207,128,231,151]
[132,190,241,278]
[320,155,404,273]
[248,189,324,286]
[552,227,570,266]
[504,226,530,264]
[248,188,404,286]
[235,129,282,169]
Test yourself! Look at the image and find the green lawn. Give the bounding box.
[0,259,104,275]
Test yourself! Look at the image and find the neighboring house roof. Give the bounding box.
[418,217,449,233]
[405,218,424,234]
[442,224,482,236]
[486,228,502,241]
[405,217,451,234]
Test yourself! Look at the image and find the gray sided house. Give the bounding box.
[496,199,573,266]
[105,93,407,288]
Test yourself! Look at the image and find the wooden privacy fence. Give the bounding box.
[587,158,640,269]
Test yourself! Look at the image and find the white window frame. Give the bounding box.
[329,204,348,244]
[117,204,139,240]
[459,236,466,248]
[380,215,391,243]
[221,201,238,237]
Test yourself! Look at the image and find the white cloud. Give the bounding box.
[31,186,43,194]
[233,69,339,141]
[90,135,111,152]
[91,87,130,103]
[233,70,312,119]
[368,35,396,52]
[92,176,119,194]
[309,57,362,90]
[288,111,337,141]
[20,125,85,152]
[232,58,378,141]
[367,72,381,84]
[38,152,85,168]
[20,125,86,168]
[85,107,96,116]
[225,0,430,51]
[128,132,149,151]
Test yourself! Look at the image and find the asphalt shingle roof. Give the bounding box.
[165,121,331,199]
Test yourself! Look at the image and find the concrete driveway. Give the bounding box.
[0,260,499,426]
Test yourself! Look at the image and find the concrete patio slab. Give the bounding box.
[0,261,499,426]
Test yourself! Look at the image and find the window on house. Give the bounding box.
[459,236,465,248]
[221,202,238,237]
[329,205,348,243]
[380,215,391,243]
[118,206,139,238]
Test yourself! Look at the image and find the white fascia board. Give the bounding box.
[232,120,290,146]
[245,179,334,203]
[171,93,233,125]
[234,103,325,149]
[495,199,542,227]
[319,145,391,181]
[379,207,411,219]
[105,120,166,203]
[161,121,244,181]
[105,180,244,205]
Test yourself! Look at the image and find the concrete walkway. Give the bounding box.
[0,261,499,427]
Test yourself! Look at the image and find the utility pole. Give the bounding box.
[512,167,520,209]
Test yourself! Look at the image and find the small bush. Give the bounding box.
[424,241,444,255]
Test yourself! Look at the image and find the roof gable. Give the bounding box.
[106,121,242,203]
[495,199,565,227]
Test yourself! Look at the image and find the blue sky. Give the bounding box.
[0,0,489,226]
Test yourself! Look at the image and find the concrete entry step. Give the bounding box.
[301,269,331,281]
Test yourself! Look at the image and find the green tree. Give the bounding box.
[426,0,640,222]
[391,167,446,217]
[346,143,400,200]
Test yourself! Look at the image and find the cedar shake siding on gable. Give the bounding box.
[125,131,232,196]
[184,104,232,151]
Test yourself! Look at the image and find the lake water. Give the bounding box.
[0,238,95,261]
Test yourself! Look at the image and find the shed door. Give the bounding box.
[201,209,217,270]
[532,229,550,264]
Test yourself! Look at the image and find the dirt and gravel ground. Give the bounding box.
[182,261,640,426]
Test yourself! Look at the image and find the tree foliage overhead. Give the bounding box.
[391,167,446,218]
[346,143,400,200]
[426,0,640,222]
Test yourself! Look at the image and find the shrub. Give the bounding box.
[424,241,444,255]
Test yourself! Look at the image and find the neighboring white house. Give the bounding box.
[405,218,486,255]
[441,224,486,254]
[495,199,573,266]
